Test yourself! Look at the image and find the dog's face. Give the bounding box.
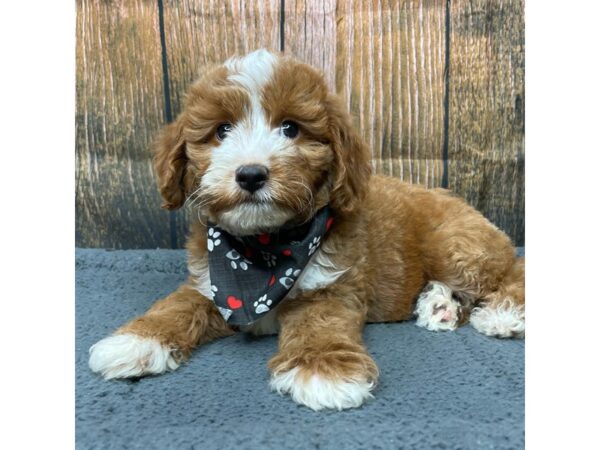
[154,49,371,235]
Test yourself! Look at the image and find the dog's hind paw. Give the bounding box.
[414,281,461,331]
[470,300,525,338]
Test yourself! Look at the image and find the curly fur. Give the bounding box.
[90,50,525,411]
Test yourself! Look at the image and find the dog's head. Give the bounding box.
[154,49,371,236]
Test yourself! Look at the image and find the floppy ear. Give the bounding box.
[153,116,188,210]
[326,94,372,214]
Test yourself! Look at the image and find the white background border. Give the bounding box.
[2,0,600,448]
[526,1,600,448]
[1,1,75,449]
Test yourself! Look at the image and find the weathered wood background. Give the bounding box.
[76,0,524,248]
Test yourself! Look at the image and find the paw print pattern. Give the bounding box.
[279,268,302,289]
[253,295,273,314]
[308,236,321,256]
[208,285,218,300]
[217,306,232,321]
[262,251,277,268]
[207,228,222,252]
[226,250,252,270]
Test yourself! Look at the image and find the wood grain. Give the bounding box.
[283,0,337,91]
[162,0,282,245]
[76,0,170,248]
[75,0,525,248]
[334,0,446,186]
[447,0,525,245]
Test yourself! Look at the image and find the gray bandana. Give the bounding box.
[206,207,333,325]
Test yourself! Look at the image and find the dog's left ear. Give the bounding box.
[153,115,189,210]
[326,94,372,214]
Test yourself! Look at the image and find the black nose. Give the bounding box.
[235,164,269,193]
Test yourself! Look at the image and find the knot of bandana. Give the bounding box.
[206,207,334,325]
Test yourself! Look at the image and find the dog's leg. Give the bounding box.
[469,257,525,338]
[89,284,233,379]
[268,292,378,411]
[423,201,525,338]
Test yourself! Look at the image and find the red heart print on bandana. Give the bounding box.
[227,296,243,309]
[326,217,334,232]
[207,206,331,326]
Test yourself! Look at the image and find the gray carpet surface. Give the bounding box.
[76,248,524,450]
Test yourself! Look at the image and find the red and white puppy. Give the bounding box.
[89,50,524,411]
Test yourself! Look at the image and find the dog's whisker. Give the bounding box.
[196,208,207,227]
[184,181,204,209]
[270,180,308,212]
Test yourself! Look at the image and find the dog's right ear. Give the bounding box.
[153,116,188,210]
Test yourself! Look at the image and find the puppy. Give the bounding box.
[89,49,524,411]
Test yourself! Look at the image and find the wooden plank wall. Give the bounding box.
[448,0,525,245]
[76,0,525,248]
[76,0,172,248]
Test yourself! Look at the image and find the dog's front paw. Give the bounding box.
[270,367,374,411]
[89,333,179,379]
[269,348,378,411]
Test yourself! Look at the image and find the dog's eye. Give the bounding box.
[216,123,232,141]
[280,120,299,139]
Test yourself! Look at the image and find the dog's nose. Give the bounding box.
[235,164,269,193]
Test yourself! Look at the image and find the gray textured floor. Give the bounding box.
[76,249,524,450]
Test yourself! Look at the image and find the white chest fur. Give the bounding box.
[189,247,347,335]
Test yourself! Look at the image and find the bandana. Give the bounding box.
[206,207,333,325]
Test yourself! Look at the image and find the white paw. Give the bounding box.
[270,367,374,411]
[414,281,460,331]
[470,300,525,338]
[89,333,179,379]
